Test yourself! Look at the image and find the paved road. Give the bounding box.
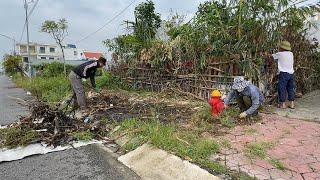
[0,75,140,180]
[0,75,30,125]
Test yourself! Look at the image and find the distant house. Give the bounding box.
[16,42,103,66]
[17,42,59,64]
[82,51,103,60]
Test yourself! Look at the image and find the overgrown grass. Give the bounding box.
[0,127,38,149]
[114,119,228,174]
[71,130,93,141]
[195,105,239,128]
[13,74,70,103]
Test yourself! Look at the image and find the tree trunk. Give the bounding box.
[59,42,66,77]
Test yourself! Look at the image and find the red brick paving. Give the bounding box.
[212,114,320,179]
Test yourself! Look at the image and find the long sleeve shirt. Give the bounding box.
[224,84,264,115]
[72,60,98,88]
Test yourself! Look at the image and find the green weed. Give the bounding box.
[72,130,93,141]
[195,105,239,128]
[245,141,286,171]
[245,142,273,159]
[270,158,286,171]
[0,127,38,149]
[219,138,232,149]
[117,119,222,173]
[245,128,258,135]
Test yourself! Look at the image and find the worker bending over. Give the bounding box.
[69,57,106,110]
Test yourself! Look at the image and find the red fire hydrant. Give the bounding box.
[208,90,225,117]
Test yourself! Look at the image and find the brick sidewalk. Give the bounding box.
[212,114,320,179]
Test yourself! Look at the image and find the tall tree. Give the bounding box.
[127,0,161,43]
[41,19,68,76]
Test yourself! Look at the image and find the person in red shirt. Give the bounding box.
[209,90,225,117]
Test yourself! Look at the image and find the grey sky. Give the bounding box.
[0,0,206,61]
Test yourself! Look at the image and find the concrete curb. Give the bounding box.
[118,144,220,180]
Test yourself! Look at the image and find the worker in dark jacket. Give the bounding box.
[224,77,264,118]
[69,57,106,110]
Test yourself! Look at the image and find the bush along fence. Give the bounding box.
[105,0,320,102]
[111,56,258,100]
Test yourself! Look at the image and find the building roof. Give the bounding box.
[83,52,103,60]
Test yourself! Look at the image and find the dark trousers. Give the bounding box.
[236,96,259,116]
[278,72,295,103]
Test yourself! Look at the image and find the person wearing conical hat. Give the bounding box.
[272,41,295,109]
[224,77,264,119]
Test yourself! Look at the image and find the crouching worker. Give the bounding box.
[69,57,107,110]
[224,77,264,119]
[209,90,225,117]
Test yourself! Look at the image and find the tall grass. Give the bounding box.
[116,119,226,174]
[13,74,71,103]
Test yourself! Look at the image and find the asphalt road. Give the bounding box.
[0,75,30,125]
[0,75,140,180]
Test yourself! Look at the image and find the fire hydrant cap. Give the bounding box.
[211,90,221,97]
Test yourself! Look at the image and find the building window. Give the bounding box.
[23,57,28,62]
[39,47,45,53]
[40,57,46,60]
[50,48,55,53]
[20,45,27,53]
[74,51,78,56]
[29,46,36,53]
[49,57,54,60]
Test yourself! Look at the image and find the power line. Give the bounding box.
[19,0,39,43]
[75,0,138,44]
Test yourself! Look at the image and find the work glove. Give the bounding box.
[94,87,101,93]
[239,112,247,119]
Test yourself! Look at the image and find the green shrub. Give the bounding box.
[2,55,23,75]
[34,62,74,77]
[96,72,129,90]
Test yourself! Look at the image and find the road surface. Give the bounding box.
[0,75,140,180]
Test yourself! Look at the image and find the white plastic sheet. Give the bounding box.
[0,140,103,163]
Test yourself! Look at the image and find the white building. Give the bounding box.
[307,13,320,43]
[17,42,60,64]
[16,43,93,66]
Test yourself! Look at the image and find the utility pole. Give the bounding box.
[24,0,32,77]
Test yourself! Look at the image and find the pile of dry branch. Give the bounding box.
[86,90,199,124]
[2,101,111,148]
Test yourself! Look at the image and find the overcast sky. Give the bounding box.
[0,0,207,61]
